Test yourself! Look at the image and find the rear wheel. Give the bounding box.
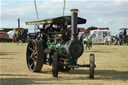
[52,53,59,77]
[89,54,95,79]
[26,40,44,72]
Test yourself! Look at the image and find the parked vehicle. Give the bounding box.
[25,9,96,78]
[0,31,9,42]
[88,30,111,44]
[119,28,128,45]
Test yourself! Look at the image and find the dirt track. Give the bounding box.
[0,43,128,85]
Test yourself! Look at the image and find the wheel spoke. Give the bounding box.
[28,54,33,60]
[29,47,34,52]
[29,53,37,63]
[32,57,37,62]
[30,42,37,54]
[32,42,36,50]
[30,62,34,69]
[34,51,38,56]
[34,60,37,66]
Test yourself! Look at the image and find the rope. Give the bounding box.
[34,0,39,33]
[63,0,66,16]
[34,0,39,20]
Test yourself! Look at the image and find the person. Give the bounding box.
[111,37,114,44]
[118,32,123,45]
[104,38,106,45]
[13,33,16,43]
[89,39,92,48]
[114,34,118,45]
[78,34,83,43]
[83,37,90,50]
[17,31,23,45]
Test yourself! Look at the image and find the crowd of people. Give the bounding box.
[111,30,128,45]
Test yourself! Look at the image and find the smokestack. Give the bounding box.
[18,18,20,28]
[64,9,84,58]
[70,9,78,40]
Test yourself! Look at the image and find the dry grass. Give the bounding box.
[0,43,128,85]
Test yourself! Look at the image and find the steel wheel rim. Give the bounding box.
[27,41,38,71]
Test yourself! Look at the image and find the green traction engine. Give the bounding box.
[26,9,96,78]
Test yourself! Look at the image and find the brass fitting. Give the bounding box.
[71,9,79,13]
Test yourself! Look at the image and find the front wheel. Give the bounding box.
[52,53,59,77]
[89,54,95,79]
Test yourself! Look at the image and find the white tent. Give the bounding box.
[7,31,15,39]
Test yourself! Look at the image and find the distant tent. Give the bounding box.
[7,31,15,39]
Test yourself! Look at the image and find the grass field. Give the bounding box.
[0,42,128,85]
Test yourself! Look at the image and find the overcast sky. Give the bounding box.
[0,0,128,35]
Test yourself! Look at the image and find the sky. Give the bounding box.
[0,0,128,35]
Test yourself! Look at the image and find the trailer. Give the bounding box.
[88,30,111,44]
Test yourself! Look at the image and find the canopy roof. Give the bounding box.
[26,16,86,25]
[120,28,128,30]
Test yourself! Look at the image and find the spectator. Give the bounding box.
[83,37,90,50]
[17,31,23,45]
[114,34,118,45]
[118,32,123,45]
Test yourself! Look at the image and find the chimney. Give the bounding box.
[70,9,78,40]
[18,18,20,28]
